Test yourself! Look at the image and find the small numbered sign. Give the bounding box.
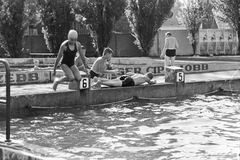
[176,72,185,82]
[80,77,89,90]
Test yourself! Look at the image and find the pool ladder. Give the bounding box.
[0,59,11,142]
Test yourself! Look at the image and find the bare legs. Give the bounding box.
[53,64,82,91]
[164,56,176,75]
[92,77,123,88]
[170,56,175,66]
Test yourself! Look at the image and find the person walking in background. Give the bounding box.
[160,32,179,67]
[52,29,88,91]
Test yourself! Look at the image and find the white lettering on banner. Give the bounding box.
[80,77,89,90]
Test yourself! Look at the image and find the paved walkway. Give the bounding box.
[0,70,239,97]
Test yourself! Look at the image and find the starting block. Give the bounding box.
[165,66,185,83]
[68,72,90,90]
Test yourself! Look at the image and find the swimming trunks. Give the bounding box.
[90,70,100,79]
[121,76,135,87]
[166,49,176,57]
[61,42,77,68]
[119,75,129,80]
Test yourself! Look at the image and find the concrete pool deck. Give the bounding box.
[0,70,240,97]
[0,70,240,117]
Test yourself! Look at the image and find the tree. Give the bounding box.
[37,0,76,53]
[25,0,41,30]
[0,0,27,58]
[177,0,206,56]
[212,0,240,54]
[75,0,126,56]
[126,0,175,57]
[113,14,132,33]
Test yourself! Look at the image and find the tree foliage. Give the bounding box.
[113,14,132,33]
[37,0,76,53]
[75,0,126,56]
[212,0,240,54]
[0,0,26,58]
[177,0,206,55]
[126,0,175,56]
[25,0,40,28]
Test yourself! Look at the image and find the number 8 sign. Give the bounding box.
[80,77,89,89]
[176,72,185,82]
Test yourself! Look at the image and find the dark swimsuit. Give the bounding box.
[61,42,77,68]
[119,75,135,87]
[166,49,176,57]
[90,70,100,79]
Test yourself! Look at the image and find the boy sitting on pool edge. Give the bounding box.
[92,72,156,89]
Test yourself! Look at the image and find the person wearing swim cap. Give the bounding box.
[52,29,88,91]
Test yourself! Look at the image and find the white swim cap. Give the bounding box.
[68,30,78,39]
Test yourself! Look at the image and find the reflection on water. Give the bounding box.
[0,94,240,160]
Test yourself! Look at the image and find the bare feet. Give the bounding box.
[91,76,99,88]
[53,77,59,91]
[91,76,98,83]
[92,80,101,89]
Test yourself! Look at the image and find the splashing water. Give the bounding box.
[0,94,240,160]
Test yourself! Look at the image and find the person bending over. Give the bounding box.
[52,30,88,91]
[90,47,118,79]
[92,72,156,88]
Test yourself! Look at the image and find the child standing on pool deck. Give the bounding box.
[52,30,88,91]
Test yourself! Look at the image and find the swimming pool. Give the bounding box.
[0,93,239,160]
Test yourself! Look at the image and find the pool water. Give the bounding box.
[0,93,240,160]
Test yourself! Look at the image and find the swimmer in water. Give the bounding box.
[53,29,88,91]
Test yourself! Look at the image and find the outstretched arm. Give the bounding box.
[99,63,118,74]
[77,42,90,71]
[75,57,85,71]
[146,78,157,85]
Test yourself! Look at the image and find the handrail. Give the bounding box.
[0,59,11,142]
